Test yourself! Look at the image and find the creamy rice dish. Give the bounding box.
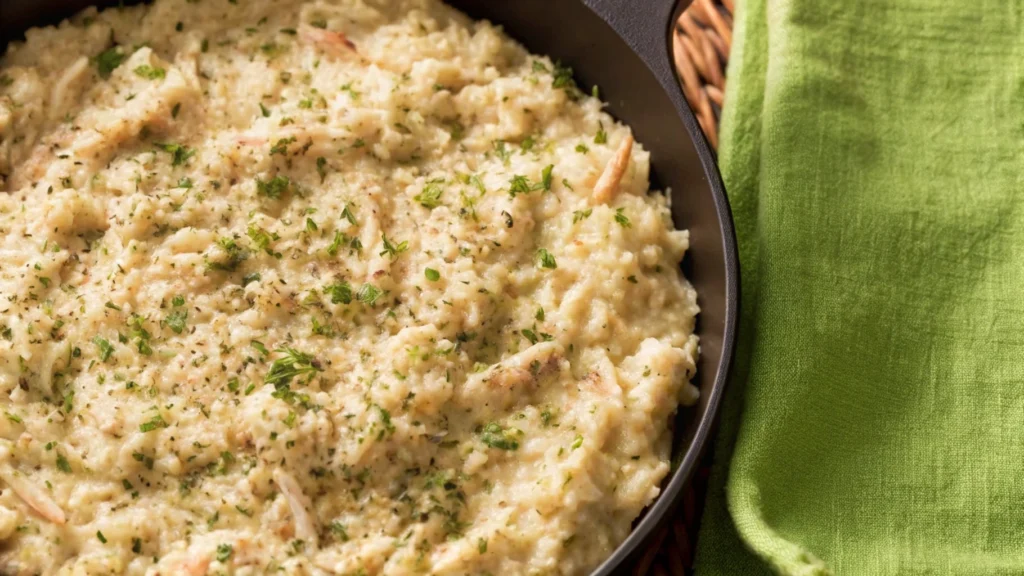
[0,0,700,574]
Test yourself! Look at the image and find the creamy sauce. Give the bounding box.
[0,1,699,574]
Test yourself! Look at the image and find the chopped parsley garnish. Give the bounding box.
[572,208,592,223]
[127,314,153,355]
[373,404,396,439]
[521,329,539,345]
[177,177,193,189]
[95,46,127,79]
[96,531,108,544]
[541,164,554,191]
[139,413,168,432]
[316,157,328,182]
[250,341,269,358]
[424,268,440,282]
[508,174,543,198]
[379,233,408,260]
[414,181,444,208]
[134,65,166,80]
[247,224,281,256]
[265,347,323,387]
[575,143,589,154]
[614,207,631,228]
[535,307,545,321]
[4,412,21,424]
[537,248,557,269]
[132,538,142,553]
[216,543,233,562]
[479,422,520,451]
[341,204,357,225]
[501,210,514,228]
[282,411,298,428]
[269,136,296,155]
[259,102,271,117]
[326,231,346,256]
[340,82,360,100]
[532,60,550,73]
[260,42,286,58]
[470,175,486,195]
[206,237,248,272]
[93,336,114,362]
[540,409,556,427]
[56,453,72,473]
[311,317,334,337]
[330,521,350,542]
[571,434,584,450]
[324,280,353,304]
[306,218,318,232]
[155,143,195,166]
[132,451,155,470]
[552,62,578,92]
[445,119,465,140]
[255,175,291,199]
[595,123,608,144]
[357,283,383,305]
[492,140,511,165]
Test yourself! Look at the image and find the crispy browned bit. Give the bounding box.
[174,554,212,576]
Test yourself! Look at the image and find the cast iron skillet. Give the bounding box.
[0,0,738,573]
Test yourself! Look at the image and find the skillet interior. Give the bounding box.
[0,1,739,573]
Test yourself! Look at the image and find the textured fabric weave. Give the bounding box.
[693,1,1024,574]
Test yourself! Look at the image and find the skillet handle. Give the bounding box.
[582,0,687,96]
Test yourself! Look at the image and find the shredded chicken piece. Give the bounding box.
[591,134,634,205]
[48,56,89,123]
[299,24,358,55]
[177,554,211,575]
[8,125,74,191]
[313,556,344,574]
[456,342,563,415]
[231,538,262,566]
[272,468,318,545]
[0,465,66,525]
[233,126,351,154]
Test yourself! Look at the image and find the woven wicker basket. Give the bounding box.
[631,1,732,574]
[674,0,731,152]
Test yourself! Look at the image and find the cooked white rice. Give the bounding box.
[0,1,699,574]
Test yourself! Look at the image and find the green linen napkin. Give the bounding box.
[692,0,1024,574]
